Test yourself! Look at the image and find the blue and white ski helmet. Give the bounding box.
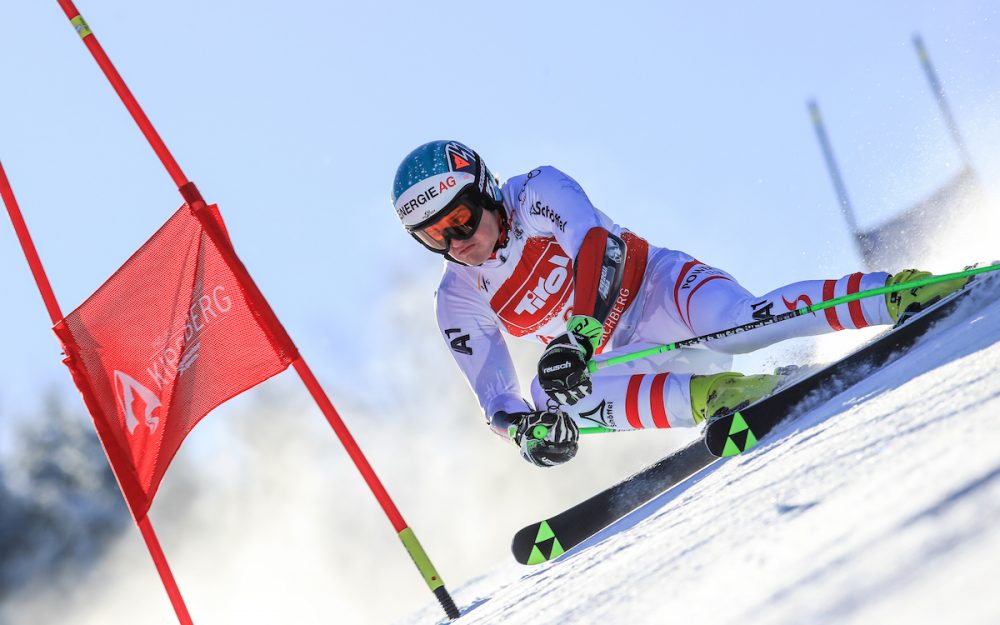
[391,140,503,230]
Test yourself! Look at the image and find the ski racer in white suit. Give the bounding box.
[391,140,967,467]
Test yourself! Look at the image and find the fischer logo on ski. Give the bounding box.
[719,412,758,457]
[526,521,565,565]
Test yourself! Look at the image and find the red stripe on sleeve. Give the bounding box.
[649,372,670,428]
[625,374,645,429]
[673,260,701,331]
[846,272,869,329]
[822,279,844,331]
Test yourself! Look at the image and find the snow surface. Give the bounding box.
[399,281,1000,625]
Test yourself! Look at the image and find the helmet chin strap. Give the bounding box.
[491,204,511,254]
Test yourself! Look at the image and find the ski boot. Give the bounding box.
[885,269,970,324]
[690,372,783,424]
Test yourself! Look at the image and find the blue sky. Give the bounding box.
[1,1,998,418]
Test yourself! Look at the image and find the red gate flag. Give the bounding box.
[54,202,297,520]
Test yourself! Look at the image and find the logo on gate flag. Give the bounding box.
[113,370,161,435]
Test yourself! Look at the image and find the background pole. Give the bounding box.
[913,34,974,170]
[808,99,862,236]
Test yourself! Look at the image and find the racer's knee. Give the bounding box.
[688,293,767,355]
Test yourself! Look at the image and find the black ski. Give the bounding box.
[511,438,716,565]
[512,269,996,565]
[705,272,996,457]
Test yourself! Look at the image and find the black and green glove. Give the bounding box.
[491,409,580,467]
[537,315,604,406]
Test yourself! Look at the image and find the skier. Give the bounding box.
[391,140,967,467]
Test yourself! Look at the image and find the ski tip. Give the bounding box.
[511,520,566,565]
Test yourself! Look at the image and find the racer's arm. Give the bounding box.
[435,268,531,438]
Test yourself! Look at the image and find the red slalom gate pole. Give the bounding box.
[54,1,187,188]
[53,1,461,619]
[0,162,195,625]
[292,360,461,618]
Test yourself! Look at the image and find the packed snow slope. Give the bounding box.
[401,280,1000,625]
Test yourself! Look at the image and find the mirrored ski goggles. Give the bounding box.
[406,187,485,253]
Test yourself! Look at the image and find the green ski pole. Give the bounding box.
[590,264,998,374]
[573,264,999,436]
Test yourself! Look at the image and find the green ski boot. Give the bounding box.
[690,372,783,424]
[885,269,970,324]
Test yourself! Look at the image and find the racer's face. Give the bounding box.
[448,207,500,266]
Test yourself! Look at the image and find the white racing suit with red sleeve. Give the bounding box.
[434,166,893,437]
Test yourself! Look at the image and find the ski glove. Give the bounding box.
[493,410,580,467]
[538,315,604,406]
